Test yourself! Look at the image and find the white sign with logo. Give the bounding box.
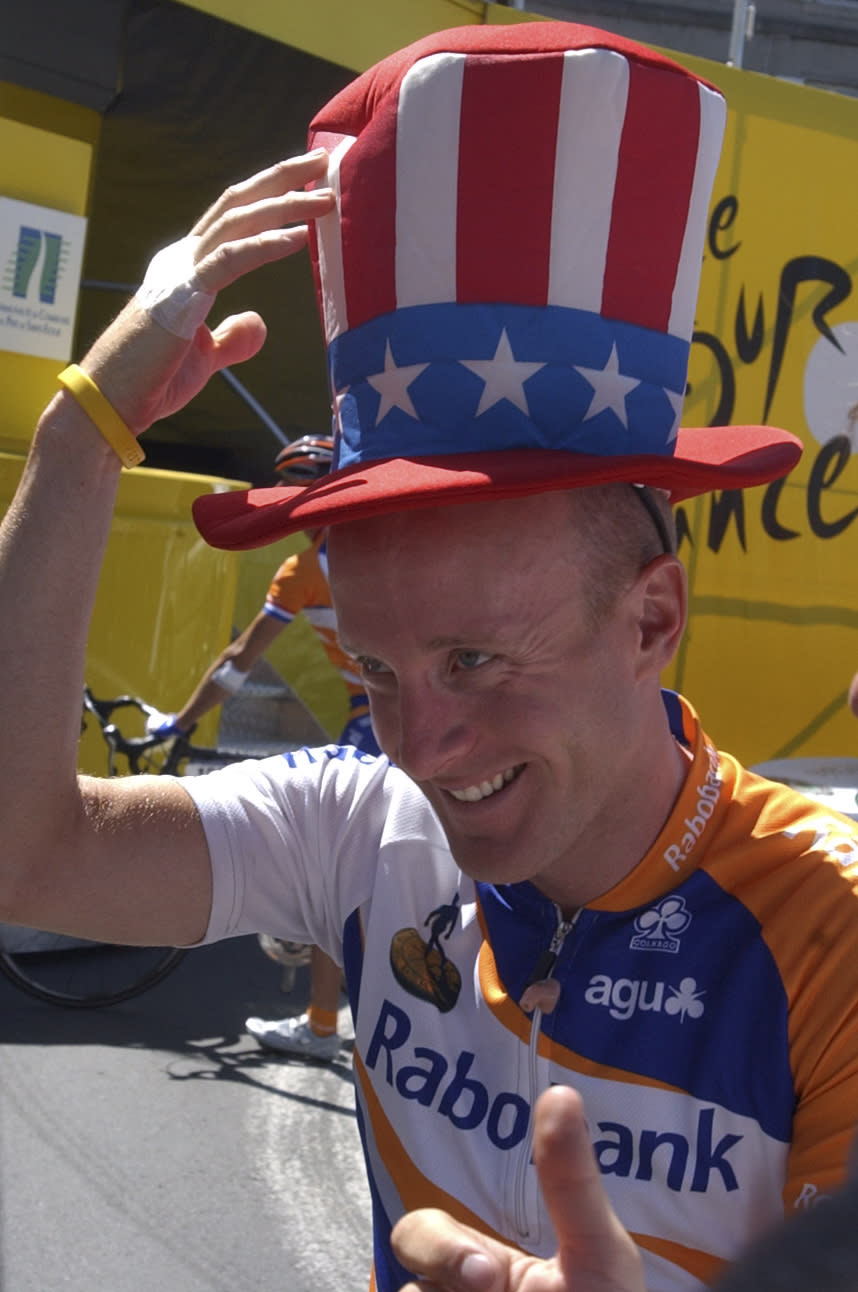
[0,197,87,360]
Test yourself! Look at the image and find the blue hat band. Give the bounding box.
[329,302,689,468]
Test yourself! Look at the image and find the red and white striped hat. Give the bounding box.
[194,21,801,551]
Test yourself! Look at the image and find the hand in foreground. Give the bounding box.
[81,150,335,436]
[391,1086,645,1292]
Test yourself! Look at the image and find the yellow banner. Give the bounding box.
[663,56,858,764]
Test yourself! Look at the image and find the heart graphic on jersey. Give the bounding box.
[390,927,461,1013]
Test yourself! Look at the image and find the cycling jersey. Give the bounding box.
[182,691,858,1292]
[263,533,378,752]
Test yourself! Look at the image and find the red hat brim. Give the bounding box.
[193,424,802,551]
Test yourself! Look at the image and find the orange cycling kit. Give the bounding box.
[263,532,379,756]
[183,691,858,1291]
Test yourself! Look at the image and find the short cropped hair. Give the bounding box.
[567,484,677,626]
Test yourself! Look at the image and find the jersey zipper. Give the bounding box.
[512,906,582,1240]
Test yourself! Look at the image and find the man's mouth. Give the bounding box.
[448,766,523,803]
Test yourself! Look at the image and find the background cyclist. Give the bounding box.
[147,435,380,1061]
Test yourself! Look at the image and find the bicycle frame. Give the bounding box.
[81,686,274,776]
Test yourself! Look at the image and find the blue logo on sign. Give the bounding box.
[6,226,67,305]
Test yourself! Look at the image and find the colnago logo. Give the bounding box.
[630,894,692,953]
[594,1107,742,1192]
[664,742,722,872]
[366,999,531,1149]
[584,973,705,1021]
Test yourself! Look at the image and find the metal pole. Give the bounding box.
[727,0,746,66]
[80,278,293,449]
[218,367,290,447]
[727,0,756,67]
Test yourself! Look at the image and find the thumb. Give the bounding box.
[206,311,268,370]
[533,1087,645,1291]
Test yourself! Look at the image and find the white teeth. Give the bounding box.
[450,767,519,802]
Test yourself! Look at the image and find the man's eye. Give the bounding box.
[455,650,491,670]
[358,656,390,676]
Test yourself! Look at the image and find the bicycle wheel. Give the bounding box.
[0,927,185,1007]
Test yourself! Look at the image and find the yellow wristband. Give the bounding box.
[57,364,146,469]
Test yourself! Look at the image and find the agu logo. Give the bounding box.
[585,972,705,1022]
[4,225,68,305]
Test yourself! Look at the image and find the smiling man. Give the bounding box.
[327,489,687,908]
[2,19,857,1292]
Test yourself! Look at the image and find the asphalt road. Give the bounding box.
[0,935,371,1291]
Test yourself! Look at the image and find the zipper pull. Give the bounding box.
[519,916,576,1015]
[520,977,561,1015]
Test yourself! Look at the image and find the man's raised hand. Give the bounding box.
[392,1086,646,1292]
[81,150,334,436]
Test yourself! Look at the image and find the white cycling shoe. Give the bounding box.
[246,1013,340,1061]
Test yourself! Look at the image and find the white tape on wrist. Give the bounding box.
[135,235,216,339]
[211,660,249,694]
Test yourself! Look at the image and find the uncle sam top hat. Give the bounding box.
[193,20,802,551]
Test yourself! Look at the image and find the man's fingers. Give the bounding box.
[194,189,332,275]
[392,1209,505,1292]
[82,153,333,432]
[191,151,331,236]
[391,1100,645,1292]
[533,1087,594,1195]
[534,1086,611,1234]
[533,1087,645,1289]
[195,223,314,295]
[187,151,335,293]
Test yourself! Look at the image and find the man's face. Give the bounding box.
[328,492,673,908]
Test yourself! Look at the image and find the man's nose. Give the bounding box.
[391,680,474,782]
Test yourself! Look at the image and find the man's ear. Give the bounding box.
[633,554,687,679]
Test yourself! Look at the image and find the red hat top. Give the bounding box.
[194,21,801,551]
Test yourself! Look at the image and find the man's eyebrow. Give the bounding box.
[426,636,491,650]
[339,633,497,656]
